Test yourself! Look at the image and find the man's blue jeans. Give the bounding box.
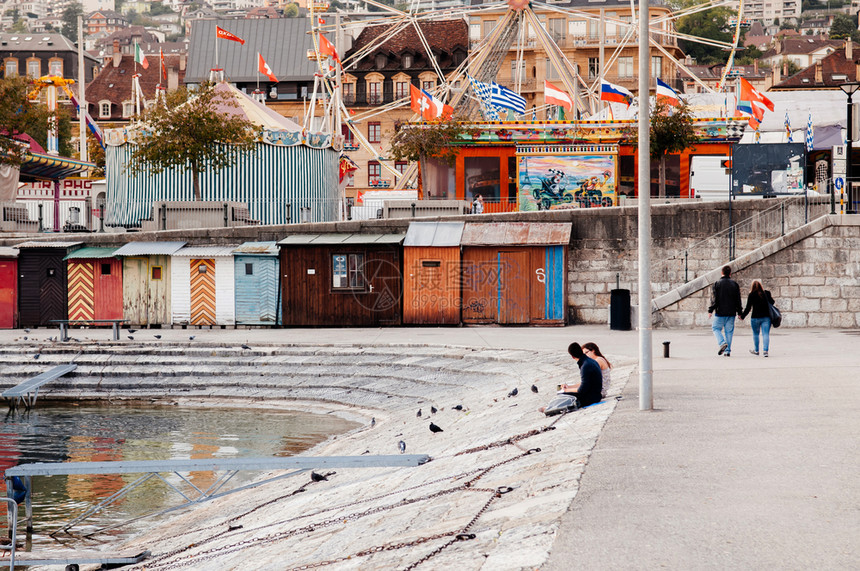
[750,317,771,353]
[712,315,735,353]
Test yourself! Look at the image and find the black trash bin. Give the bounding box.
[610,288,631,331]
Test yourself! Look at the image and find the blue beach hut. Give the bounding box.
[233,242,280,326]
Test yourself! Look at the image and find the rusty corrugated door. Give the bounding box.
[403,246,460,325]
[497,251,529,324]
[461,248,496,324]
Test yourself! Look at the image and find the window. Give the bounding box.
[27,59,40,78]
[122,101,134,118]
[545,59,560,81]
[197,264,207,274]
[395,81,409,99]
[101,263,111,276]
[151,266,163,280]
[332,253,365,289]
[343,82,355,104]
[375,54,387,69]
[617,56,634,78]
[469,23,481,41]
[402,54,413,68]
[4,59,18,77]
[548,18,565,41]
[484,20,497,36]
[48,58,62,76]
[511,60,526,82]
[245,263,254,275]
[342,124,354,146]
[651,56,662,78]
[367,81,381,104]
[368,161,381,184]
[395,161,408,178]
[422,80,435,91]
[99,101,111,118]
[588,58,600,79]
[368,122,381,143]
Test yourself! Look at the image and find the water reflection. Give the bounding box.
[0,404,357,547]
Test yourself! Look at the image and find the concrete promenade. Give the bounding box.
[1,323,858,569]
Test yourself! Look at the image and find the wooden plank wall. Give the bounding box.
[402,246,460,325]
[0,258,17,329]
[18,249,69,327]
[234,255,278,325]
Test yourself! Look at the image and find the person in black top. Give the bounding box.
[740,279,775,357]
[559,342,603,407]
[708,265,743,356]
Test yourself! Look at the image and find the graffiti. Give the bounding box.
[465,299,487,313]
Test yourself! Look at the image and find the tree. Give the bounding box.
[61,2,83,42]
[128,83,258,201]
[829,13,860,42]
[649,101,700,198]
[283,3,299,18]
[0,76,72,166]
[674,0,734,65]
[389,117,478,167]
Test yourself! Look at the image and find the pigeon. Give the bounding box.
[398,440,406,454]
[361,450,370,455]
[24,329,30,333]
[127,329,137,334]
[241,344,251,350]
[189,336,196,341]
[370,417,376,427]
[153,334,162,340]
[429,422,443,433]
[127,336,134,340]
[33,354,40,360]
[22,336,27,341]
[416,409,422,418]
[531,384,539,394]
[430,406,437,414]
[452,405,463,411]
[508,388,518,397]
[311,472,328,482]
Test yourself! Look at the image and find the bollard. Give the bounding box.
[662,341,670,358]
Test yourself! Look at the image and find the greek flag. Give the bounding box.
[469,76,526,115]
[467,75,500,121]
[805,113,814,151]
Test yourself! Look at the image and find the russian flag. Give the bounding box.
[656,78,680,107]
[600,80,633,107]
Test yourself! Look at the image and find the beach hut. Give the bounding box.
[402,221,465,325]
[278,233,404,327]
[171,245,237,327]
[460,223,570,325]
[112,241,185,327]
[0,247,19,329]
[15,241,83,327]
[233,242,279,326]
[65,247,123,322]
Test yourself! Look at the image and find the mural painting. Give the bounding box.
[516,145,618,210]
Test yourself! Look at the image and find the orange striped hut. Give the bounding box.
[170,246,238,327]
[64,247,124,323]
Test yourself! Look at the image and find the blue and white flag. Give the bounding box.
[785,111,793,143]
[467,75,500,120]
[805,113,814,151]
[469,76,526,115]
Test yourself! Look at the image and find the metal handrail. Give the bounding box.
[0,497,17,569]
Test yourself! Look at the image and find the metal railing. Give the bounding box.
[650,194,833,294]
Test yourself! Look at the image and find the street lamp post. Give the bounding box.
[839,82,860,213]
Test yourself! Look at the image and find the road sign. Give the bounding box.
[835,177,844,190]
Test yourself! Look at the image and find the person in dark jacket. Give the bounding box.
[740,279,775,357]
[708,265,743,356]
[560,342,603,407]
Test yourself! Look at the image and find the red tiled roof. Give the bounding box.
[86,54,186,118]
[349,20,468,64]
[761,37,841,59]
[772,46,858,89]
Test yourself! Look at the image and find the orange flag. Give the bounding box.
[319,34,339,62]
[216,26,245,45]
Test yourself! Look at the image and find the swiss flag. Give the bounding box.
[319,34,339,62]
[258,53,278,82]
[410,84,452,121]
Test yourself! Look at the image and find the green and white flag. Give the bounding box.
[134,43,149,69]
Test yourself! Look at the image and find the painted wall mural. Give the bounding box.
[517,145,618,210]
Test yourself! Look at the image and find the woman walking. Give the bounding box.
[740,279,775,357]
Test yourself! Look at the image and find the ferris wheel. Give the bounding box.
[307,0,745,184]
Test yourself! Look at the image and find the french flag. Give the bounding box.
[600,80,633,107]
[656,78,680,107]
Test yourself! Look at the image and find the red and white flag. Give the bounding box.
[410,84,452,121]
[258,53,278,82]
[544,80,573,112]
[216,26,245,45]
[159,48,167,81]
[318,34,339,62]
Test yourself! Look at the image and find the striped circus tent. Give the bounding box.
[104,83,338,228]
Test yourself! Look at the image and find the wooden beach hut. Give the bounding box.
[65,247,123,322]
[0,247,19,329]
[171,245,237,327]
[402,221,464,325]
[112,241,185,327]
[460,223,570,326]
[15,241,83,327]
[233,242,279,326]
[278,233,404,327]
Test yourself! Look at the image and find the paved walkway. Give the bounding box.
[3,324,858,569]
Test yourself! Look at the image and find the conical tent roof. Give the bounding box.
[211,82,302,131]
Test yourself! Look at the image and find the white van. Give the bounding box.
[689,156,731,202]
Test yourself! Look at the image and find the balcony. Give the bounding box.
[368,180,391,188]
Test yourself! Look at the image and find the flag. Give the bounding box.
[739,77,774,112]
[544,80,573,112]
[489,82,526,114]
[69,95,104,149]
[655,78,680,107]
[600,80,633,107]
[134,43,148,69]
[468,75,500,121]
[159,48,167,81]
[409,84,452,120]
[318,17,325,25]
[806,113,814,151]
[755,125,761,144]
[339,155,358,184]
[319,34,339,62]
[258,53,278,82]
[216,26,245,45]
[785,112,793,142]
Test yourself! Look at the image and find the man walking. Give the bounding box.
[708,265,743,356]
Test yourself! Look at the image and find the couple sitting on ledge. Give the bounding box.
[540,342,607,415]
